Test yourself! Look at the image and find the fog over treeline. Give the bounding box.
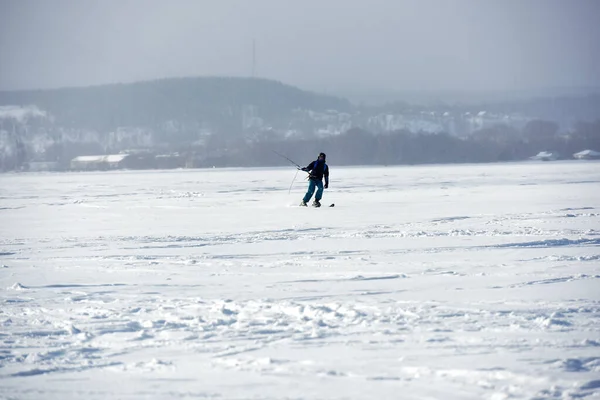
[1,0,599,171]
[1,77,599,171]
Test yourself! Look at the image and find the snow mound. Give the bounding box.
[8,282,27,291]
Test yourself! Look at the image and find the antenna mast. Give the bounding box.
[252,39,256,78]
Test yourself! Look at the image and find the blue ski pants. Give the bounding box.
[303,179,323,203]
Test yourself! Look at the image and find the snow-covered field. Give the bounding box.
[1,161,599,400]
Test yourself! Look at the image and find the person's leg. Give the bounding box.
[315,180,324,202]
[302,179,316,203]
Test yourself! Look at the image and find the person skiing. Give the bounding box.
[300,152,329,207]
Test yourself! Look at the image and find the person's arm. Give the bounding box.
[324,164,329,188]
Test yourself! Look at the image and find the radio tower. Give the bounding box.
[252,39,256,78]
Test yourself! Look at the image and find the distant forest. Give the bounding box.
[265,120,600,168]
[1,77,599,171]
[0,77,352,131]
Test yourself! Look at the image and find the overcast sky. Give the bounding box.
[0,0,598,94]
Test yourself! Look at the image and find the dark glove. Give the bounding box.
[300,167,308,172]
[324,183,329,189]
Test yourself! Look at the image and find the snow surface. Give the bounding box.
[1,161,599,400]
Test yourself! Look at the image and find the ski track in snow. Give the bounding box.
[1,161,599,399]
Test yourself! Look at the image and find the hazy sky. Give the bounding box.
[1,0,599,93]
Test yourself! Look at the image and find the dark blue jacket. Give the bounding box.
[303,159,329,184]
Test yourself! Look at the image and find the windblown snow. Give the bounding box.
[1,161,599,399]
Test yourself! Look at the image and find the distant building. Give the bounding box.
[70,154,132,171]
[529,151,559,161]
[573,149,600,160]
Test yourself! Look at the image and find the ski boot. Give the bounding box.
[312,200,321,208]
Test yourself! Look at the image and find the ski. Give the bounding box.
[298,203,335,208]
